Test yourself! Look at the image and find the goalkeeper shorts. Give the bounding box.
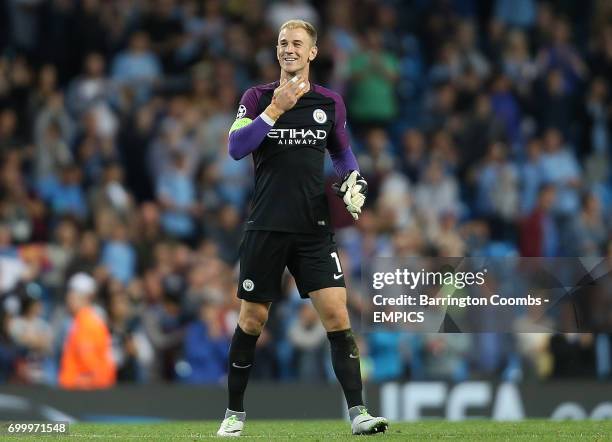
[237,230,346,302]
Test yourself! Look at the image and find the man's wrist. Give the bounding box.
[264,104,284,123]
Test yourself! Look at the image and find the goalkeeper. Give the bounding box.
[217,19,387,437]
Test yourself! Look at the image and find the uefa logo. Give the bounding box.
[313,109,327,124]
[236,104,246,119]
[242,279,255,292]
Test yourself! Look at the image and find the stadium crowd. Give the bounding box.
[0,0,611,387]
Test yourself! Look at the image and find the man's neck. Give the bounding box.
[280,70,311,90]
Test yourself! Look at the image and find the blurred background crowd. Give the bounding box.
[0,0,611,388]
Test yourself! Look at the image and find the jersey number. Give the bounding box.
[330,252,342,273]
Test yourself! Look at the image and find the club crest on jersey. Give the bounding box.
[236,105,247,119]
[313,109,327,124]
[242,279,255,292]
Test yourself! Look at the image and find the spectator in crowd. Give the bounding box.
[565,193,607,256]
[377,168,413,230]
[89,161,133,217]
[537,17,587,94]
[111,32,162,103]
[7,284,53,384]
[347,29,399,129]
[46,165,87,221]
[580,76,611,159]
[519,138,545,215]
[287,304,327,381]
[182,300,229,384]
[502,30,538,95]
[0,224,27,294]
[156,151,199,242]
[133,202,165,274]
[74,110,118,186]
[44,218,79,294]
[142,274,187,381]
[414,161,460,230]
[539,128,581,218]
[108,289,152,383]
[117,105,156,203]
[536,69,575,137]
[429,43,462,86]
[28,63,58,121]
[101,221,136,286]
[474,142,519,240]
[66,53,114,120]
[357,127,395,201]
[150,96,201,178]
[400,128,427,184]
[458,92,506,174]
[34,119,72,192]
[520,184,558,257]
[58,272,116,389]
[490,73,522,149]
[140,0,186,73]
[434,210,466,256]
[65,230,100,279]
[0,151,42,243]
[455,20,490,80]
[204,205,242,265]
[0,308,18,383]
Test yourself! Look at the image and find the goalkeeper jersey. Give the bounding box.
[231,81,353,234]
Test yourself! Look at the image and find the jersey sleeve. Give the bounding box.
[228,87,274,160]
[327,93,350,153]
[237,88,260,120]
[327,93,359,177]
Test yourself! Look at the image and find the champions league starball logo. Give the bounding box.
[236,105,247,119]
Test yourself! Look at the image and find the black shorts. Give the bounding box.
[237,230,346,302]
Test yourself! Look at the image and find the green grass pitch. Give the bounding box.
[9,420,612,441]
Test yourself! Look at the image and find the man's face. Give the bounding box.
[540,187,556,210]
[277,27,317,74]
[67,291,88,315]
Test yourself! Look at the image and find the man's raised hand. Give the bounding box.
[265,76,308,120]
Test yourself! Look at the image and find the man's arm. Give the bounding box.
[327,92,367,220]
[228,78,308,160]
[227,87,272,160]
[329,145,360,178]
[327,92,359,177]
[228,114,275,160]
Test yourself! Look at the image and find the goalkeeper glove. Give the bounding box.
[332,170,367,220]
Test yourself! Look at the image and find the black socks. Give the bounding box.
[228,326,364,411]
[228,325,259,412]
[327,329,364,409]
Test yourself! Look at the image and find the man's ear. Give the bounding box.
[308,45,318,62]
